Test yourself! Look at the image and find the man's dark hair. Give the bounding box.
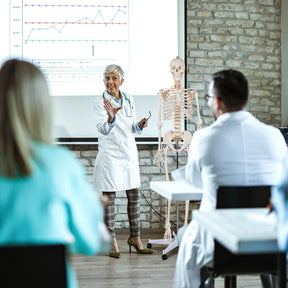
[211,69,248,111]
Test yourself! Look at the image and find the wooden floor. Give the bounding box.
[70,230,262,288]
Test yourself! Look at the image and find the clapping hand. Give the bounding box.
[103,99,122,123]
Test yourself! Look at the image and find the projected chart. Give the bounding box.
[10,0,129,95]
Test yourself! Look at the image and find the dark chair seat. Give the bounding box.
[0,244,68,288]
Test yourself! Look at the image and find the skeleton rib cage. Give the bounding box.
[159,87,198,138]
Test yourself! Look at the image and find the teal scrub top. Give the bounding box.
[0,143,106,288]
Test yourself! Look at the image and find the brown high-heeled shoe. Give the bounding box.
[127,237,153,254]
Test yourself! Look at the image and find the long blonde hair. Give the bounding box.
[0,59,53,178]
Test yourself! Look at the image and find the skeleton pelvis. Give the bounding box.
[163,130,192,153]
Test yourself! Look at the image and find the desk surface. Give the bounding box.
[150,181,203,201]
[194,208,279,254]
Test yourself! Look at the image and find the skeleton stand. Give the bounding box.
[148,139,188,260]
[147,57,202,260]
[148,100,197,260]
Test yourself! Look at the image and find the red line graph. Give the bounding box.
[25,22,127,25]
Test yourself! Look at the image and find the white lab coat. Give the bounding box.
[174,111,288,288]
[93,91,142,192]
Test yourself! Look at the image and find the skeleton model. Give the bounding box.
[148,57,202,258]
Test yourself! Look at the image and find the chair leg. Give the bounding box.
[260,274,273,288]
[203,276,214,288]
[278,253,287,288]
[224,276,236,288]
[200,267,214,288]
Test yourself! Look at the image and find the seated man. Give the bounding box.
[173,69,288,288]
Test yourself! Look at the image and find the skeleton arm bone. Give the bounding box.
[153,89,166,168]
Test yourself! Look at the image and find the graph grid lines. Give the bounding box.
[24,5,128,43]
[9,0,130,95]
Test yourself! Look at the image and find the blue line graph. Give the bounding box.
[25,6,128,43]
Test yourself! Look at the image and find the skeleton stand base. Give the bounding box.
[147,231,178,260]
[147,198,190,260]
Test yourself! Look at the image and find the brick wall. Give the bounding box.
[66,0,282,232]
[186,0,281,130]
[67,144,197,233]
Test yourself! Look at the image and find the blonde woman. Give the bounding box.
[0,59,109,288]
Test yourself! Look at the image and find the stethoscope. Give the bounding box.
[102,90,133,117]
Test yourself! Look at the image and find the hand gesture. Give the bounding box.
[138,118,148,129]
[138,111,151,129]
[103,99,122,123]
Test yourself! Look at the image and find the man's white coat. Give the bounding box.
[174,111,288,288]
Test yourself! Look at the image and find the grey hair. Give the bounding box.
[103,64,125,81]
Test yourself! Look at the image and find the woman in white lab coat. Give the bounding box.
[93,64,153,258]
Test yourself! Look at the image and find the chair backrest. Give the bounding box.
[0,244,68,288]
[216,185,271,209]
[214,185,278,276]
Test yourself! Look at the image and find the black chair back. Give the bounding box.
[0,244,68,288]
[214,185,278,276]
[216,185,271,209]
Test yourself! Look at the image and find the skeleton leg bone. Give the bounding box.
[163,147,172,243]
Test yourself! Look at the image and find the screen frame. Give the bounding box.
[56,0,186,144]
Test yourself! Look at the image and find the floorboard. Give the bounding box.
[70,230,262,288]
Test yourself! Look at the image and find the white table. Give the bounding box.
[150,181,203,201]
[194,208,278,254]
[149,181,203,259]
[194,208,286,287]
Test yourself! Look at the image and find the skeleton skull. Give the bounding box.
[170,57,185,81]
